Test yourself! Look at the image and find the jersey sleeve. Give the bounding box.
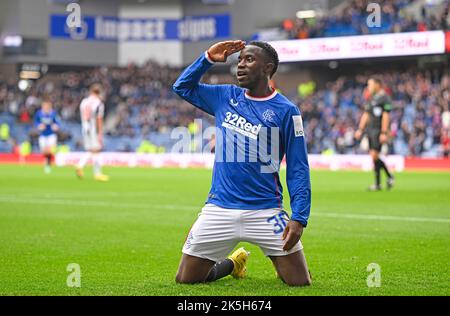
[282,105,311,227]
[52,112,60,126]
[96,103,105,119]
[34,111,41,126]
[172,52,229,116]
[382,95,392,113]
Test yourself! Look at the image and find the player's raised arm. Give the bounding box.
[172,40,245,116]
[206,40,246,62]
[281,105,311,250]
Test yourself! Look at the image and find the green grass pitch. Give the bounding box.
[0,165,449,296]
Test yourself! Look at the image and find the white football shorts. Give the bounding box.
[82,129,101,151]
[182,203,303,262]
[38,134,57,152]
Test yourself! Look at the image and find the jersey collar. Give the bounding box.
[244,89,277,101]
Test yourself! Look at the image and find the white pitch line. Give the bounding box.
[312,212,450,224]
[0,196,449,224]
[0,191,173,198]
[0,196,195,211]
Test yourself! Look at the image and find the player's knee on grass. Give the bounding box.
[176,268,197,284]
[271,252,311,287]
[276,265,312,287]
[279,273,312,287]
[175,270,209,284]
[175,254,215,284]
[175,272,199,284]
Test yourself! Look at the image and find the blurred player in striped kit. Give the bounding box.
[75,84,109,182]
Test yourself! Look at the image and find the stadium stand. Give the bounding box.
[279,0,448,39]
[0,1,448,157]
[0,64,448,157]
[288,70,449,157]
[0,62,215,154]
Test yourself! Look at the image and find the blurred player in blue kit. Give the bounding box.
[34,100,59,174]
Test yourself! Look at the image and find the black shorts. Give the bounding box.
[368,131,382,151]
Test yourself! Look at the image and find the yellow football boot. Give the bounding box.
[75,167,84,179]
[228,247,250,279]
[94,174,110,182]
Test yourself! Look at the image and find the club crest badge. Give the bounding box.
[262,109,275,122]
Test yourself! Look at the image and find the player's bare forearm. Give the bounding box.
[355,112,369,140]
[379,112,390,143]
[381,112,389,134]
[96,118,103,134]
[207,40,245,63]
[282,220,304,251]
[358,112,369,131]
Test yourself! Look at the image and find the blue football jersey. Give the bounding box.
[34,109,59,137]
[173,52,311,226]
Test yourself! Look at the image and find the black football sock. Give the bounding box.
[378,158,392,178]
[374,159,381,187]
[205,259,234,282]
[45,154,52,166]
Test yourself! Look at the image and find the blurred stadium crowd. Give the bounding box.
[0,63,449,157]
[0,62,214,153]
[0,0,449,157]
[281,0,449,39]
[295,70,449,156]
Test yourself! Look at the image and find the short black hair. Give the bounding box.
[248,41,279,78]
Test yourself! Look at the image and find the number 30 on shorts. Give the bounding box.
[267,211,289,234]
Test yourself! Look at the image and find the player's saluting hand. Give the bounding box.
[206,40,246,62]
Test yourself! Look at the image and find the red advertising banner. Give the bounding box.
[270,31,446,62]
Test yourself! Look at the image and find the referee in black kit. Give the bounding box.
[355,77,394,191]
